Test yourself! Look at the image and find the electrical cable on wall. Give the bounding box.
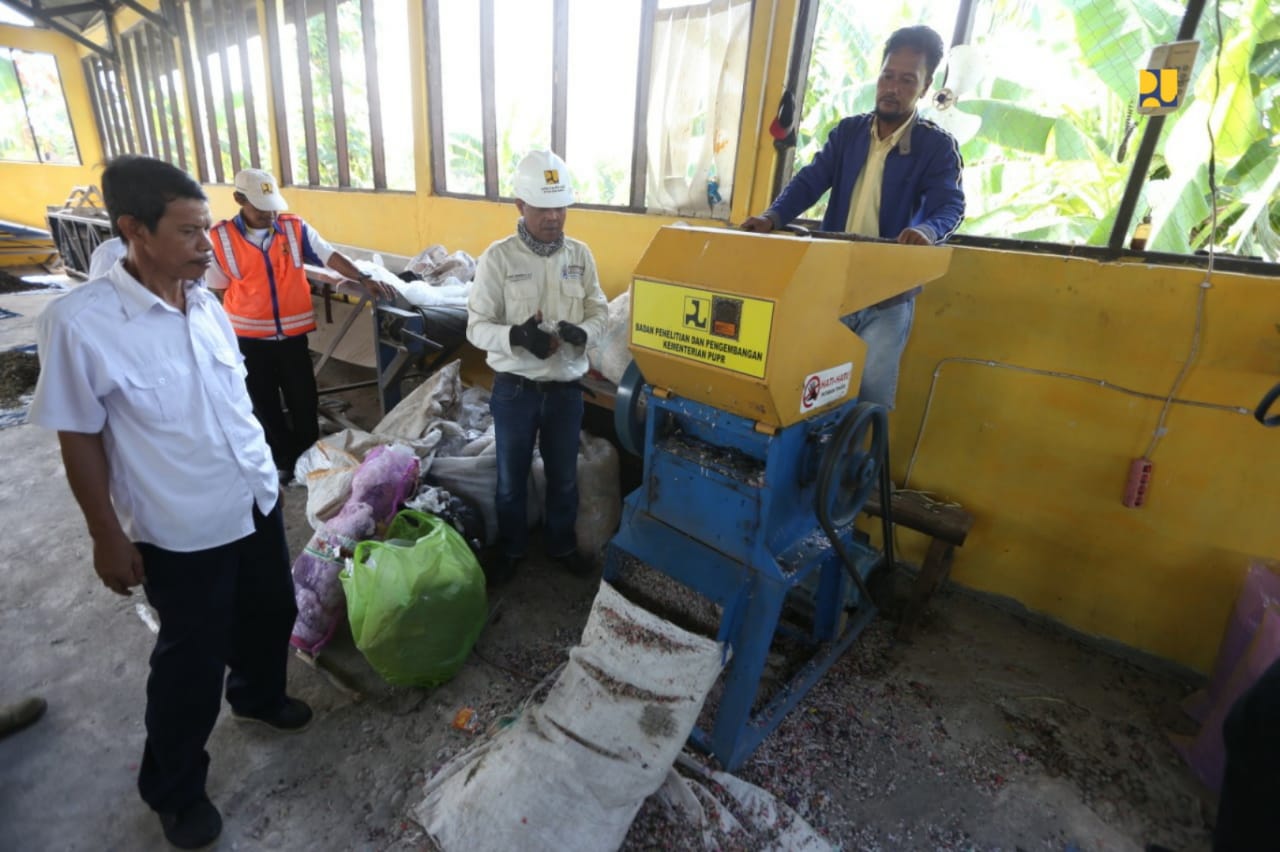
[1141,0,1223,464]
[901,357,1252,490]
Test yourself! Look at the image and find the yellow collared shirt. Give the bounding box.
[844,113,915,237]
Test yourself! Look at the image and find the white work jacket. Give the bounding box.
[466,233,609,381]
[30,263,278,552]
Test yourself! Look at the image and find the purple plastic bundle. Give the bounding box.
[1182,563,1280,723]
[290,502,376,653]
[1173,606,1280,792]
[351,444,420,530]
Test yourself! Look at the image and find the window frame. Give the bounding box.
[264,0,401,190]
[1,47,81,165]
[778,0,1280,271]
[425,0,737,216]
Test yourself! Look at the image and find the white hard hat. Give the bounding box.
[233,168,288,212]
[512,150,575,208]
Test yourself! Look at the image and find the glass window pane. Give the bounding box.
[438,2,483,194]
[567,0,639,206]
[793,0,962,222]
[278,1,311,183]
[953,0,1138,245]
[375,0,415,190]
[0,50,39,162]
[4,50,79,165]
[1144,0,1279,261]
[305,10,339,185]
[337,0,373,188]
[493,0,553,196]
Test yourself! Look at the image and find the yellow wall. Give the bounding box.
[0,24,104,243]
[890,250,1280,671]
[4,3,1278,671]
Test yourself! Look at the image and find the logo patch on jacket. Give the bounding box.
[507,272,532,282]
[562,265,584,279]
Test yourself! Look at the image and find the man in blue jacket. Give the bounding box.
[742,25,964,408]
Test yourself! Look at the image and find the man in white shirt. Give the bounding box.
[87,234,125,279]
[29,155,310,851]
[466,150,609,582]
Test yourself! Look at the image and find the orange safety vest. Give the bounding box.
[210,214,317,338]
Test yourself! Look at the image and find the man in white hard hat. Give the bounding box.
[466,150,609,582]
[206,168,394,484]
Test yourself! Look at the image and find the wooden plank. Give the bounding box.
[119,0,174,33]
[165,0,197,172]
[323,0,350,186]
[551,0,567,159]
[171,0,208,177]
[230,0,261,169]
[96,58,126,157]
[189,0,225,182]
[292,0,319,185]
[896,538,956,641]
[210,0,243,175]
[134,29,163,158]
[423,0,446,193]
[629,0,656,209]
[105,17,138,151]
[864,489,973,547]
[119,34,149,155]
[359,0,385,188]
[12,1,112,58]
[141,25,175,164]
[82,58,114,159]
[479,0,496,197]
[263,0,292,184]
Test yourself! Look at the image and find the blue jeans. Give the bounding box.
[490,373,584,559]
[840,298,916,409]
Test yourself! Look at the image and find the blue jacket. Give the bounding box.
[767,112,965,244]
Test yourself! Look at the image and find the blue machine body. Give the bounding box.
[604,388,882,771]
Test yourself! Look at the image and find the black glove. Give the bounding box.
[510,314,554,359]
[557,320,587,346]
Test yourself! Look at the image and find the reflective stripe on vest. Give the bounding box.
[214,226,241,279]
[212,215,316,339]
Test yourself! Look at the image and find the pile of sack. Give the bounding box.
[288,360,622,686]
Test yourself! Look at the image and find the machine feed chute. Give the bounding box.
[605,225,952,771]
[625,226,951,429]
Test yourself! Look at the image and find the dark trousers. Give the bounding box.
[238,334,319,474]
[489,373,583,559]
[1215,656,1280,850]
[136,501,296,813]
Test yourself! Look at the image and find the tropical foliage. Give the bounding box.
[794,0,1279,261]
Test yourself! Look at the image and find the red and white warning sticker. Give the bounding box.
[800,362,853,413]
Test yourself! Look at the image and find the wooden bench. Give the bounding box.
[864,489,975,640]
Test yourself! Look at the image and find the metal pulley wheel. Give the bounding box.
[815,402,887,527]
[614,360,648,455]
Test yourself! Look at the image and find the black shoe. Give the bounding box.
[231,696,313,733]
[158,796,222,850]
[553,551,593,577]
[482,549,521,585]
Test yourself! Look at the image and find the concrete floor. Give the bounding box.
[0,277,1218,851]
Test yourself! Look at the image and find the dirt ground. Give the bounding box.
[0,272,1218,851]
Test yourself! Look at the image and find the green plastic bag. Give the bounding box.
[340,510,487,687]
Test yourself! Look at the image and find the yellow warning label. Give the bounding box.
[631,278,774,378]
